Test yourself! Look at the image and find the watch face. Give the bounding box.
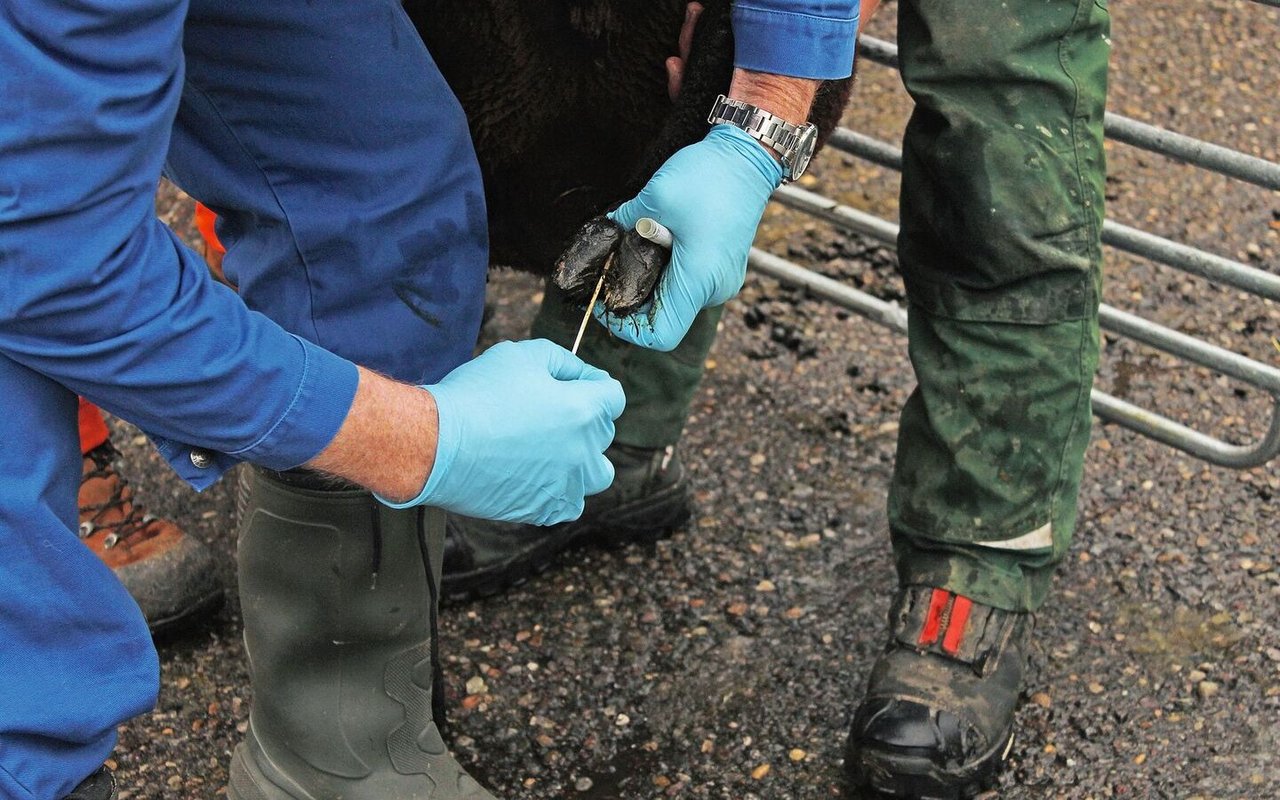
[789,125,819,181]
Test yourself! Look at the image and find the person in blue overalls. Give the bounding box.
[0,1,857,798]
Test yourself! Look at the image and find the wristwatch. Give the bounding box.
[707,94,818,183]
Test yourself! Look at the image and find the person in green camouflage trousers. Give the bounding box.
[845,0,1110,795]
[446,0,1110,795]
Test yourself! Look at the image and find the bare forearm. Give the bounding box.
[727,0,882,123]
[727,69,819,125]
[305,366,437,502]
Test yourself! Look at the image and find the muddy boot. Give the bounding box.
[78,442,224,634]
[441,441,690,603]
[62,767,116,800]
[228,467,497,800]
[844,586,1032,799]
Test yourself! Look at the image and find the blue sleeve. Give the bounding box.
[731,0,860,79]
[0,1,358,489]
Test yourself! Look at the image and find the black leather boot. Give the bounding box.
[845,586,1033,799]
[441,442,690,603]
[63,766,116,800]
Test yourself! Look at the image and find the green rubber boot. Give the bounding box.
[228,467,497,800]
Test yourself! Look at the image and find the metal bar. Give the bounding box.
[815,136,1280,301]
[1091,391,1280,469]
[855,36,1280,191]
[748,248,908,332]
[773,185,897,246]
[1099,305,1280,395]
[826,128,902,171]
[760,187,1280,465]
[748,247,1280,468]
[1103,112,1280,191]
[776,184,1280,392]
[1103,221,1280,302]
[858,34,899,69]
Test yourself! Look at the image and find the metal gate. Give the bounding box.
[749,24,1280,469]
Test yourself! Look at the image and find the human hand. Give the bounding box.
[378,339,625,525]
[602,124,783,351]
[664,2,703,101]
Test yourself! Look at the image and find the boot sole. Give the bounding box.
[847,728,1014,799]
[440,480,691,605]
[228,742,283,800]
[146,587,225,638]
[229,740,319,800]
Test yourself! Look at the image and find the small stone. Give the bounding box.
[1087,682,1104,694]
[784,607,805,620]
[751,764,771,780]
[1187,669,1207,683]
[616,714,631,727]
[749,453,767,467]
[465,676,487,695]
[789,748,807,762]
[1133,753,1147,765]
[756,579,777,592]
[575,777,594,792]
[1030,692,1052,709]
[1197,681,1220,699]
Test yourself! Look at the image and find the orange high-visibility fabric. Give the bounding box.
[194,202,225,255]
[78,397,111,454]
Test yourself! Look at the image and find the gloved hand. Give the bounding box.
[377,339,625,526]
[603,123,783,351]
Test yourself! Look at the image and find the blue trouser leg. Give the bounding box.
[0,356,158,800]
[165,0,489,384]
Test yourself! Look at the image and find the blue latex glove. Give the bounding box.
[604,124,784,351]
[378,339,625,526]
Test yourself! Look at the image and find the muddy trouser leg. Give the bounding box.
[887,0,1111,613]
[533,284,722,449]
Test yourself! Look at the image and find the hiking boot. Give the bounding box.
[845,586,1033,799]
[78,442,224,634]
[441,442,690,603]
[63,766,116,800]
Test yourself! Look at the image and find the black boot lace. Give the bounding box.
[79,442,158,549]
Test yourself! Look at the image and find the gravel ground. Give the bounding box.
[111,2,1278,797]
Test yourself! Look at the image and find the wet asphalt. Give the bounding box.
[113,2,1278,798]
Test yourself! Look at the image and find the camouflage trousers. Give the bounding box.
[536,0,1111,614]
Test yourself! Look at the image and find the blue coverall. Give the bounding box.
[0,1,857,797]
